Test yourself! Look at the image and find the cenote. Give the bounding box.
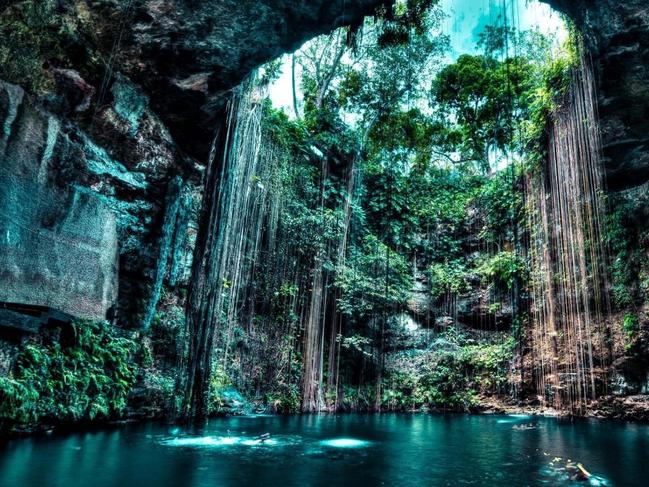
[2,415,648,486]
[2,0,649,485]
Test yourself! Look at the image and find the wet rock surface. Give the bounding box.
[0,76,201,325]
[0,81,118,319]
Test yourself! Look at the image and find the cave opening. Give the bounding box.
[179,0,615,420]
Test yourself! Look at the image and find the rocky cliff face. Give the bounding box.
[0,80,118,321]
[544,0,649,190]
[0,74,202,326]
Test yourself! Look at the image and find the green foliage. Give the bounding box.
[150,305,185,363]
[432,53,535,171]
[520,34,578,165]
[229,19,572,414]
[383,332,515,411]
[338,13,447,159]
[376,0,443,47]
[339,384,375,411]
[622,314,638,334]
[338,334,373,357]
[604,193,649,310]
[258,59,283,87]
[476,251,526,289]
[0,321,137,430]
[265,381,301,414]
[428,260,471,298]
[477,167,522,242]
[336,235,412,319]
[207,366,232,414]
[458,336,517,388]
[428,27,578,176]
[622,314,639,349]
[603,194,649,309]
[605,183,649,313]
[261,101,310,151]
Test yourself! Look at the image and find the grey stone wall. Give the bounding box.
[0,81,117,319]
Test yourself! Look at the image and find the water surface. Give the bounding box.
[1,414,647,486]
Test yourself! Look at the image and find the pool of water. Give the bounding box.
[1,414,647,486]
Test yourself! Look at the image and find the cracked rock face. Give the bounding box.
[544,0,649,190]
[0,76,200,323]
[0,81,118,319]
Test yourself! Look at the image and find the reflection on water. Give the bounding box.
[163,433,372,451]
[497,413,535,424]
[163,436,244,447]
[162,434,300,448]
[1,414,646,486]
[319,438,371,448]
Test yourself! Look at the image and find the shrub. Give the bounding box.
[428,260,471,299]
[0,320,137,430]
[266,382,301,413]
[476,251,526,289]
[622,314,640,350]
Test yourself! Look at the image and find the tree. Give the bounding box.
[431,53,535,172]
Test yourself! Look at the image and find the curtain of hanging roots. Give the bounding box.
[525,53,611,414]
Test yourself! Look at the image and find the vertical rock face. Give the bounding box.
[0,81,118,319]
[543,0,649,190]
[0,75,201,324]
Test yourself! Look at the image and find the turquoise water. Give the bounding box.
[1,414,647,486]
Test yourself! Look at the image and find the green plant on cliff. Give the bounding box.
[604,196,639,309]
[382,332,515,411]
[458,336,516,389]
[476,251,526,289]
[477,167,522,242]
[622,314,640,350]
[265,380,301,414]
[0,320,137,430]
[428,260,471,299]
[336,235,412,320]
[520,31,579,166]
[207,365,232,414]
